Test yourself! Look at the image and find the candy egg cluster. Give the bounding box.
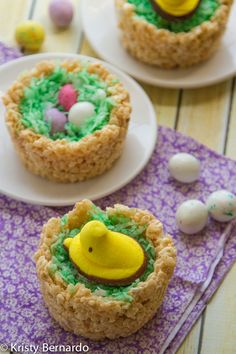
[169,153,236,234]
[44,83,97,134]
[176,190,236,235]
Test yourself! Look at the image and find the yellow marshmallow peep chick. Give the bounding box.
[63,220,147,286]
[151,0,200,20]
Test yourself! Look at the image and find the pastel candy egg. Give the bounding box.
[15,20,45,52]
[58,84,78,111]
[45,108,67,134]
[206,190,236,222]
[94,89,106,100]
[49,0,74,28]
[169,153,200,183]
[68,102,96,127]
[176,200,208,235]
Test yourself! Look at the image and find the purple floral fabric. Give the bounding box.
[0,126,236,354]
[0,42,21,65]
[167,227,236,354]
[0,46,236,353]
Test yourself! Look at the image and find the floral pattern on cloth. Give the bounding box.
[0,42,21,65]
[0,126,236,354]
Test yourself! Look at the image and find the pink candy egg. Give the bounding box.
[45,108,67,134]
[49,0,74,28]
[58,84,78,111]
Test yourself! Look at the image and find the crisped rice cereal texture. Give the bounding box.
[3,60,131,183]
[34,200,176,340]
[115,0,232,68]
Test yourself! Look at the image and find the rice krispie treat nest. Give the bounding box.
[115,0,232,68]
[2,60,131,182]
[35,200,176,340]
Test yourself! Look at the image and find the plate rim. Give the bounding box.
[80,0,236,89]
[0,52,158,206]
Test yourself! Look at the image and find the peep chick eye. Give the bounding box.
[88,247,93,253]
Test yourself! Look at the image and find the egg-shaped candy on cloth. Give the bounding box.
[45,108,67,134]
[168,152,200,183]
[206,190,236,222]
[15,20,45,52]
[176,200,208,235]
[68,102,96,127]
[49,0,74,28]
[58,84,78,111]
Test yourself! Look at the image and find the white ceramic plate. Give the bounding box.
[81,0,236,89]
[0,53,157,206]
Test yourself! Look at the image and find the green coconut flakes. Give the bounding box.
[50,206,156,302]
[128,0,220,33]
[19,65,117,141]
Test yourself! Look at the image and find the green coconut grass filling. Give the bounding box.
[19,66,117,141]
[128,0,220,33]
[50,206,156,302]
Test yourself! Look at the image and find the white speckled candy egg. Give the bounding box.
[206,190,236,222]
[68,102,95,127]
[168,153,200,183]
[176,200,208,235]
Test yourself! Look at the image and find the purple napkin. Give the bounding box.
[0,127,236,354]
[0,45,236,353]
